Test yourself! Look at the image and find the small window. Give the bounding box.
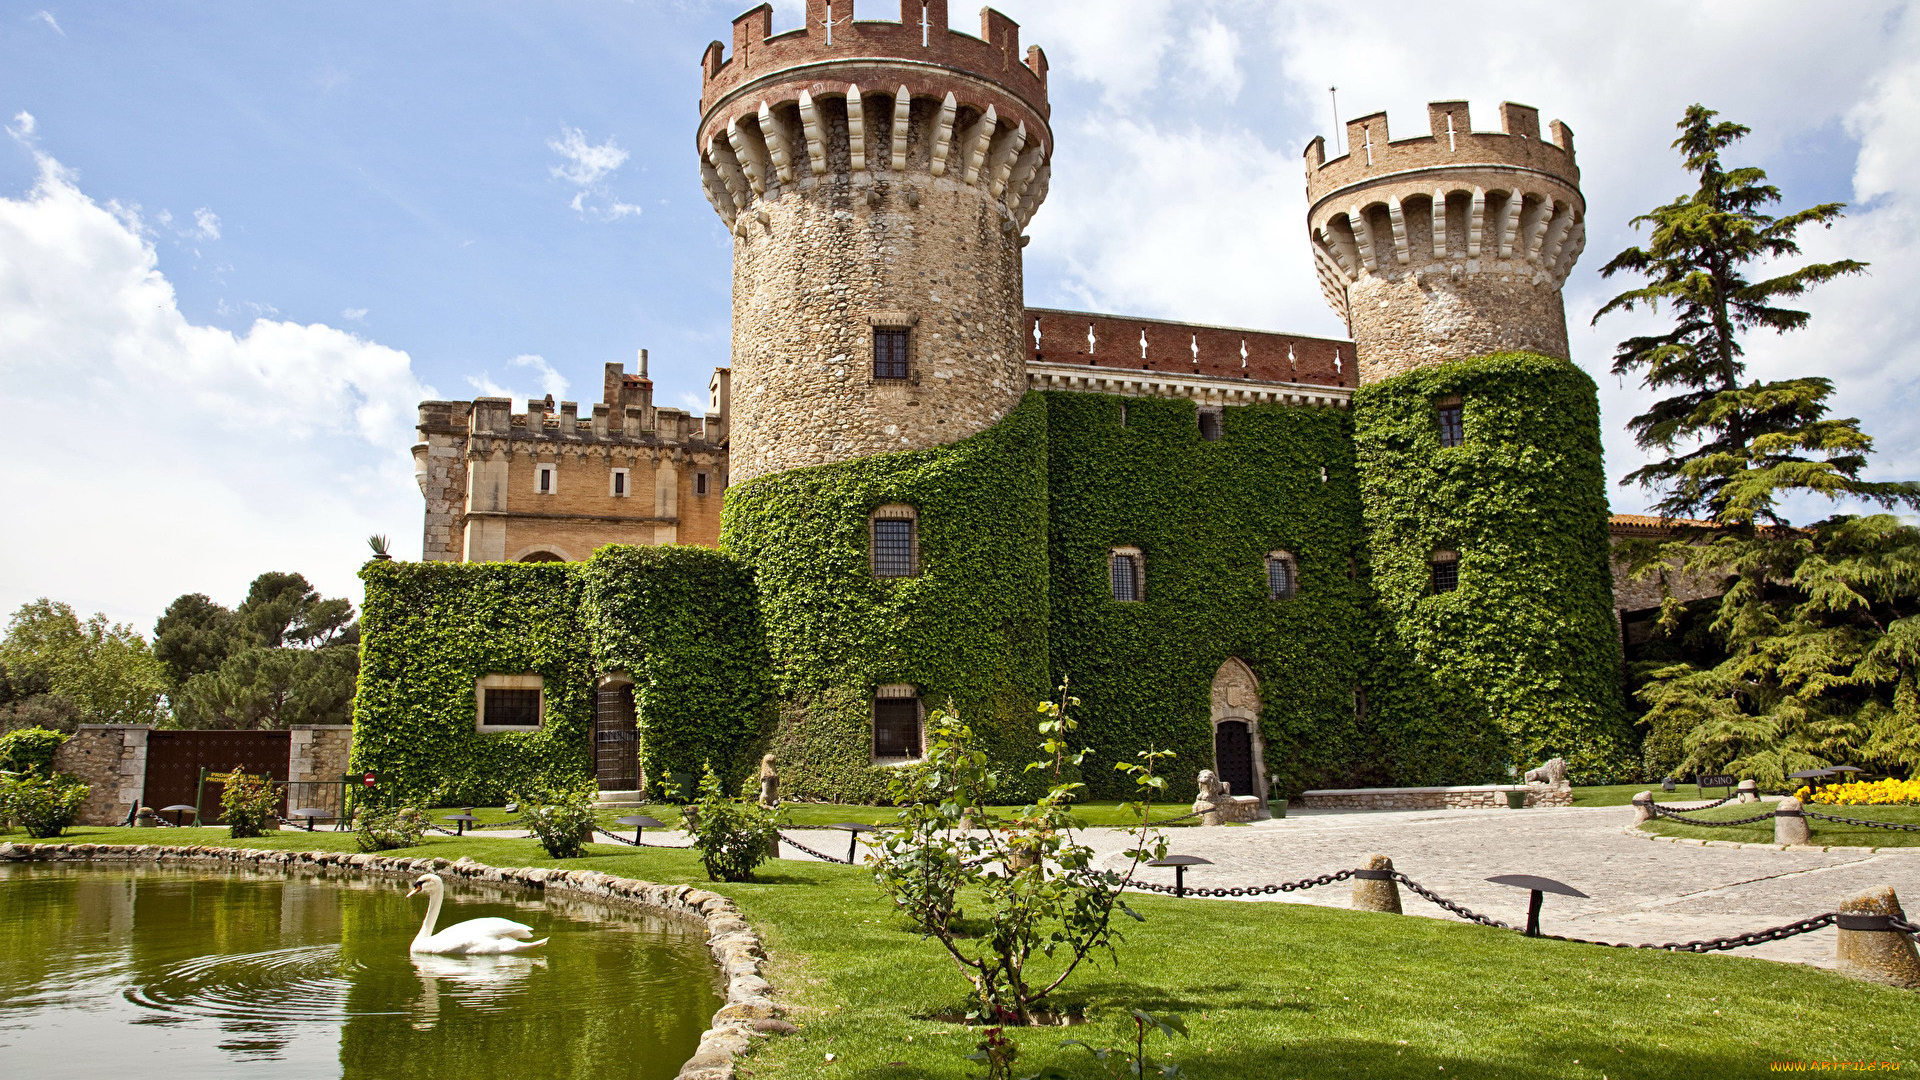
[1118,402,1129,428]
[871,505,918,578]
[1436,397,1465,448]
[1110,547,1143,602]
[610,468,629,497]
[695,471,710,497]
[1354,686,1368,720]
[1266,552,1298,600]
[1197,407,1224,442]
[874,327,911,380]
[535,463,556,494]
[873,685,923,760]
[1430,550,1460,594]
[476,674,544,732]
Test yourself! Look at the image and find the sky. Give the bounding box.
[2,0,1917,633]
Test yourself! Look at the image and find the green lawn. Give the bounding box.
[432,800,1201,832]
[13,823,1913,1079]
[1570,783,1748,807]
[1639,801,1920,847]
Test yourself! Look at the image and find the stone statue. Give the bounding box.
[1192,769,1262,825]
[1524,757,1569,786]
[758,754,779,807]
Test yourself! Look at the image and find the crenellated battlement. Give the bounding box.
[414,357,727,450]
[1305,101,1577,208]
[696,3,1052,235]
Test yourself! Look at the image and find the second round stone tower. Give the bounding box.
[1304,102,1586,384]
[699,1,1052,484]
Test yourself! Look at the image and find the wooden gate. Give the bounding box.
[595,682,639,791]
[1213,720,1255,799]
[143,730,291,824]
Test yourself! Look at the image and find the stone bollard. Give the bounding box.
[1350,853,1402,914]
[1630,791,1655,824]
[1737,779,1759,804]
[1835,886,1920,989]
[1774,797,1811,846]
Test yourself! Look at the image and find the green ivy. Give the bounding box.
[1351,352,1636,783]
[720,395,1053,804]
[352,547,774,804]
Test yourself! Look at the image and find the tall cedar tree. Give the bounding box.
[1596,106,1920,781]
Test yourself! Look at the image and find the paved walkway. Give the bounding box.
[787,805,1920,970]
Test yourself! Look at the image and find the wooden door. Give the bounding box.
[143,730,291,823]
[1213,720,1255,799]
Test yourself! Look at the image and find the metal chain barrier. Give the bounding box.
[1663,792,1738,811]
[1552,913,1841,953]
[1123,868,1356,897]
[1389,871,1518,930]
[1891,915,1920,938]
[1803,809,1920,832]
[1650,804,1779,827]
[777,831,853,864]
[590,824,688,848]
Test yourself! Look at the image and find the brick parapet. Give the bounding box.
[1026,308,1354,389]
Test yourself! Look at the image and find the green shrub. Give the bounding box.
[354,805,428,852]
[683,764,782,883]
[1,770,90,838]
[217,769,282,838]
[0,726,68,775]
[512,781,596,859]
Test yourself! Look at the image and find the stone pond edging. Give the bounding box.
[0,841,781,1080]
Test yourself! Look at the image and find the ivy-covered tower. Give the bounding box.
[697,0,1052,484]
[1305,102,1633,781]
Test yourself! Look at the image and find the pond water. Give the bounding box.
[0,864,723,1080]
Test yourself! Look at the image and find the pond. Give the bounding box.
[0,864,723,1080]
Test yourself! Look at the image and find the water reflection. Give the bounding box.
[0,865,720,1080]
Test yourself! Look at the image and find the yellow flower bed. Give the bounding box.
[1791,778,1920,805]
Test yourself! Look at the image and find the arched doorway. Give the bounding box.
[1210,658,1267,804]
[594,674,638,793]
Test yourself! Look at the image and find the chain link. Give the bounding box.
[1553,913,1841,953]
[1803,809,1920,832]
[1123,868,1355,897]
[777,831,853,864]
[1389,871,1519,930]
[1891,916,1920,937]
[1650,804,1779,827]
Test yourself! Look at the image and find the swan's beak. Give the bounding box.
[406,885,422,898]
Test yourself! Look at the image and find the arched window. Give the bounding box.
[519,550,565,563]
[1435,395,1465,448]
[1110,546,1144,602]
[1266,552,1298,599]
[872,684,923,761]
[1197,406,1224,442]
[1430,549,1460,594]
[870,504,919,578]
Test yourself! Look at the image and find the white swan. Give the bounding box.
[406,873,548,956]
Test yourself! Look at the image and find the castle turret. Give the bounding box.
[1305,102,1585,385]
[698,1,1051,483]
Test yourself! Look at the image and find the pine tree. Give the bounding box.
[1597,106,1920,782]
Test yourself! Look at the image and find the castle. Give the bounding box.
[364,2,1636,807]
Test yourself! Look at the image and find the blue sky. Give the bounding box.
[3,0,1917,630]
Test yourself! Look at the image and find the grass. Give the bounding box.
[1639,801,1920,847]
[432,800,1200,832]
[1570,783,1749,807]
[13,823,1914,1079]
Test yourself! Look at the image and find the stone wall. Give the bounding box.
[50,725,148,826]
[288,725,352,785]
[1298,781,1573,811]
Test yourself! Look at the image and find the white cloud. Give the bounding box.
[548,125,642,221]
[33,10,62,35]
[10,111,33,137]
[464,353,570,408]
[191,207,220,240]
[0,141,433,629]
[341,307,368,322]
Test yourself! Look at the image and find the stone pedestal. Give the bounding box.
[1835,887,1920,989]
[1630,791,1655,824]
[1350,853,1402,914]
[1774,797,1811,846]
[1736,779,1759,804]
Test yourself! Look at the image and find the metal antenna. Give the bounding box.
[1329,87,1341,152]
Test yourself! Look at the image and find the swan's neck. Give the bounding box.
[415,885,443,947]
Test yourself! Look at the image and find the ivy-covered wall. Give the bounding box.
[352,547,774,804]
[720,394,1053,804]
[1044,392,1373,798]
[1352,352,1635,783]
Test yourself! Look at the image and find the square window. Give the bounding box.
[610,469,628,497]
[1436,401,1465,448]
[476,675,545,731]
[1267,554,1297,599]
[1110,551,1143,602]
[536,464,556,494]
[873,693,922,759]
[1197,407,1224,442]
[872,517,916,578]
[1430,552,1460,594]
[874,328,911,380]
[695,471,710,497]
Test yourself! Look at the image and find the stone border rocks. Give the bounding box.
[0,841,779,1080]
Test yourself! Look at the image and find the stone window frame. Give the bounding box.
[1197,405,1225,442]
[870,503,920,579]
[1110,545,1145,603]
[695,471,711,497]
[1266,551,1299,600]
[1435,395,1465,449]
[609,467,630,498]
[1430,549,1460,594]
[871,683,924,764]
[534,462,558,495]
[868,312,918,384]
[476,674,545,733]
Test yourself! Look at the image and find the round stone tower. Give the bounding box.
[697,1,1052,484]
[1304,101,1586,385]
